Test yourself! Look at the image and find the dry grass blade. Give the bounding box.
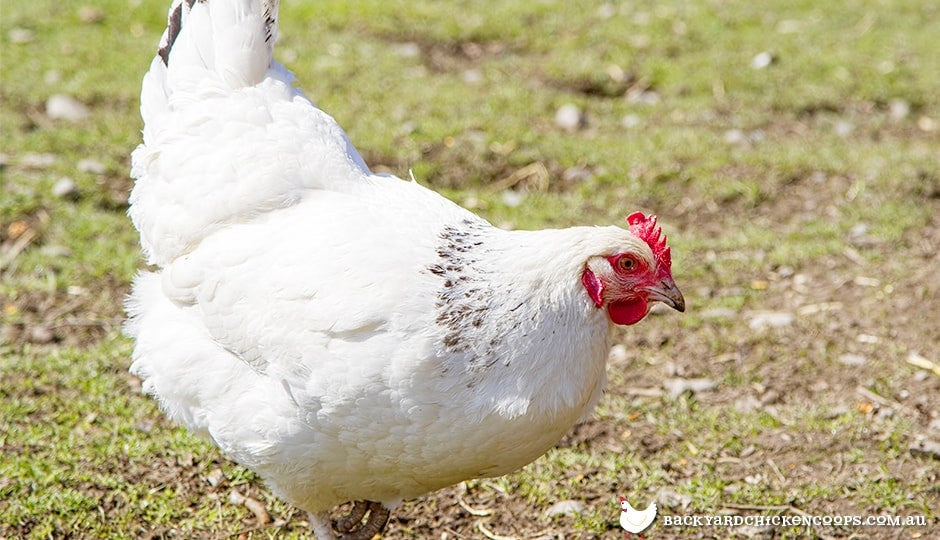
[476,520,518,540]
[488,162,550,192]
[457,495,493,516]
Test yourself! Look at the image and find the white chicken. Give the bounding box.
[125,0,685,538]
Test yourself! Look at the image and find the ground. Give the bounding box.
[1,0,938,538]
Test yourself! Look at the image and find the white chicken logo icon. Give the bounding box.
[619,496,657,536]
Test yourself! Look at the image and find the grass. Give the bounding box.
[1,0,938,538]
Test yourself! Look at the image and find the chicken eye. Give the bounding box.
[618,255,637,271]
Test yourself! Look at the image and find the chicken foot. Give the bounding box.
[331,500,390,540]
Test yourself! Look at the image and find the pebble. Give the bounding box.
[657,488,692,509]
[77,158,106,174]
[206,468,225,487]
[461,69,483,85]
[562,166,593,184]
[621,114,641,128]
[834,120,854,137]
[889,99,910,121]
[46,94,90,122]
[663,377,716,398]
[21,152,57,169]
[501,190,525,208]
[909,439,940,460]
[724,129,746,145]
[747,311,794,331]
[544,500,585,517]
[734,395,761,413]
[29,325,55,344]
[838,353,867,367]
[52,177,79,199]
[392,42,420,58]
[8,28,34,44]
[751,51,775,69]
[555,103,585,131]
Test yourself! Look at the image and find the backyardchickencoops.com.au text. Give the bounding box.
[660,513,928,528]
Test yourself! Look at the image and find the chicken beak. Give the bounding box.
[647,279,685,312]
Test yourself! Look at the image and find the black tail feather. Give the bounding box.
[157,0,197,66]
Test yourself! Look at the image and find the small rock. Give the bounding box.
[917,116,937,132]
[392,42,420,58]
[461,69,482,85]
[608,344,629,364]
[909,439,940,460]
[657,488,691,509]
[555,103,585,131]
[834,120,854,137]
[20,152,57,169]
[52,177,79,199]
[838,353,867,367]
[228,490,246,505]
[888,99,910,121]
[734,395,761,413]
[544,500,585,517]
[8,28,34,44]
[663,377,716,398]
[724,128,746,145]
[46,94,90,122]
[206,468,225,487]
[751,51,775,69]
[621,114,641,128]
[928,418,940,433]
[501,190,525,208]
[562,166,593,184]
[848,222,870,238]
[747,311,794,331]
[77,158,106,174]
[28,325,55,344]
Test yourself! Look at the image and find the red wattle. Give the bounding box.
[607,298,649,325]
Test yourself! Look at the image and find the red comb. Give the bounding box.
[627,211,671,268]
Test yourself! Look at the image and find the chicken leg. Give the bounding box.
[310,501,391,540]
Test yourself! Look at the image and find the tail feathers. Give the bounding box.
[155,0,278,89]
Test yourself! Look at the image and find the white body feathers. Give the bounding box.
[127,0,640,514]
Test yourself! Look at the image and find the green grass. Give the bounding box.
[2,0,938,538]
